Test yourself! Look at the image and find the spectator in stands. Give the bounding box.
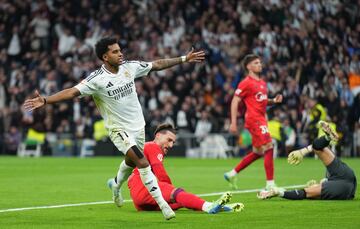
[0,109,5,154]
[282,117,296,154]
[194,110,213,142]
[30,11,50,52]
[176,101,194,133]
[4,126,21,155]
[0,0,359,156]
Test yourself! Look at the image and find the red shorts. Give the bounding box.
[246,120,272,147]
[128,175,180,211]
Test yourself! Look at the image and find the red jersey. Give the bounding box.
[234,76,268,128]
[129,142,172,184]
[128,142,178,211]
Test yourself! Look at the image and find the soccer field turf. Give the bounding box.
[0,156,359,229]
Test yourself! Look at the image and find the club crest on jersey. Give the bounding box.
[157,153,163,162]
[255,92,267,102]
[124,71,130,78]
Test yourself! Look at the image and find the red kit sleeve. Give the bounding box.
[234,78,249,98]
[144,143,172,184]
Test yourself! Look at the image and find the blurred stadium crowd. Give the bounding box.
[0,0,360,156]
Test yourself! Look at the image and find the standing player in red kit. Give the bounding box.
[128,123,244,213]
[224,54,283,190]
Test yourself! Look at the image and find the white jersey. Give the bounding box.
[75,61,152,131]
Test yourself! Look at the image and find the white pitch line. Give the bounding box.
[0,184,305,213]
[197,184,305,197]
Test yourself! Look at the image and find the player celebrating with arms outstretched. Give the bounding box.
[224,54,283,190]
[23,37,205,220]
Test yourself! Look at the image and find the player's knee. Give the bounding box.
[253,147,262,154]
[131,145,144,159]
[304,184,322,199]
[126,145,148,168]
[263,142,273,151]
[124,157,136,168]
[136,157,150,168]
[171,188,185,202]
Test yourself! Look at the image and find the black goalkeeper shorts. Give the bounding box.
[321,158,357,200]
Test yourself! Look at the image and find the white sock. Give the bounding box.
[278,190,285,197]
[266,180,275,186]
[228,169,237,177]
[201,202,213,212]
[138,166,167,208]
[116,160,133,188]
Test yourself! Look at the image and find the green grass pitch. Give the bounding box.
[0,156,359,229]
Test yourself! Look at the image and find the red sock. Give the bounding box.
[175,191,205,211]
[169,203,183,210]
[234,152,261,173]
[264,148,274,180]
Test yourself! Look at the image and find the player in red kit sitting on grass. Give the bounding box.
[128,123,244,213]
[224,54,283,190]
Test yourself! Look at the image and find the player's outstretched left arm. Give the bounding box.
[267,94,283,106]
[151,47,205,71]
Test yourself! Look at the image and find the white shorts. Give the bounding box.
[109,128,145,155]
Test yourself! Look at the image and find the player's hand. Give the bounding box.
[287,150,304,165]
[23,90,46,111]
[306,179,318,187]
[185,47,205,63]
[229,123,238,134]
[320,178,328,184]
[273,94,283,104]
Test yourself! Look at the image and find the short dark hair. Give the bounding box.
[242,54,260,72]
[154,123,177,135]
[95,37,118,61]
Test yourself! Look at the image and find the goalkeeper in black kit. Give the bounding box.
[258,121,357,200]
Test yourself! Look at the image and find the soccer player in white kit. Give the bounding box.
[23,37,205,220]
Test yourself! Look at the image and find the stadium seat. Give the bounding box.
[17,139,42,157]
[80,139,96,157]
[200,134,229,158]
[17,128,46,157]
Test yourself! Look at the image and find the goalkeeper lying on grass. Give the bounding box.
[258,121,357,200]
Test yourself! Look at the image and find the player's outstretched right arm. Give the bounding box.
[151,47,205,71]
[23,87,80,111]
